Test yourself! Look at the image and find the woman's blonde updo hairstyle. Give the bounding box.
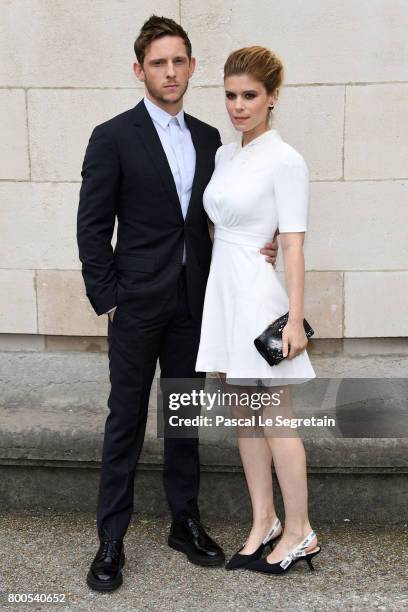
[224,46,284,120]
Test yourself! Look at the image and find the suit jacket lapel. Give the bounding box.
[132,100,184,223]
[184,113,205,223]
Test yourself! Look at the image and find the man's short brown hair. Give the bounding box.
[134,15,192,65]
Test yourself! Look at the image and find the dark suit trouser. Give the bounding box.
[96,269,205,540]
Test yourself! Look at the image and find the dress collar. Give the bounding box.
[239,128,280,149]
[143,96,185,130]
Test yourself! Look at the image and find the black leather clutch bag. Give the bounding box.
[254,312,314,366]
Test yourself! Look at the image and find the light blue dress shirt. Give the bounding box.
[143,96,196,264]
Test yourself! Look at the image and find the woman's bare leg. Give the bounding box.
[219,374,282,554]
[263,385,318,560]
[237,435,282,553]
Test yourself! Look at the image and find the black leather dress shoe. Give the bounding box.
[168,517,225,567]
[86,538,125,592]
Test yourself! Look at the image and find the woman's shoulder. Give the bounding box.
[214,142,237,165]
[272,136,308,171]
[215,142,237,156]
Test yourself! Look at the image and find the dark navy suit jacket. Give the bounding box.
[77,99,222,321]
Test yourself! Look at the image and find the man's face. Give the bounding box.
[134,35,195,109]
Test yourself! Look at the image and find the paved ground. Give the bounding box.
[0,513,407,611]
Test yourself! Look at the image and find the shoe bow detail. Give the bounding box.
[280,530,316,569]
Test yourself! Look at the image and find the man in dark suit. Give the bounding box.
[77,15,278,592]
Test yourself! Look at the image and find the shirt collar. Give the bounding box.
[143,96,185,130]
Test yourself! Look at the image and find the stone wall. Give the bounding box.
[1,1,407,339]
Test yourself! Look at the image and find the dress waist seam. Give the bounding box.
[214,226,272,249]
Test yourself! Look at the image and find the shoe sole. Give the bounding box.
[86,554,125,592]
[168,536,225,567]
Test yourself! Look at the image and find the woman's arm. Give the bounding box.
[279,232,308,359]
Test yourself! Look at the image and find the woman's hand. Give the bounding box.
[282,319,308,359]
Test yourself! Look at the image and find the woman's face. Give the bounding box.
[224,73,277,135]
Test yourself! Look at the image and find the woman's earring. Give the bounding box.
[269,104,274,110]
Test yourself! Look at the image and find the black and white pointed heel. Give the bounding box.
[245,530,321,575]
[225,518,282,570]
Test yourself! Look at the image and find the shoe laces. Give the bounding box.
[187,518,206,539]
[99,539,121,561]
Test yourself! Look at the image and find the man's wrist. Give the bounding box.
[106,306,117,321]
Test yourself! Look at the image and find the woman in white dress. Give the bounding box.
[195,47,321,574]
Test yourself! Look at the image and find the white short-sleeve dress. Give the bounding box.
[195,129,316,384]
